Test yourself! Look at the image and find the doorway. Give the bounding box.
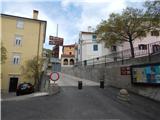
[9,77,18,92]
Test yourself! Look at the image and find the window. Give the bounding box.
[138,44,147,50]
[93,45,98,51]
[69,52,72,55]
[15,36,22,46]
[111,45,117,52]
[151,31,159,36]
[16,19,24,29]
[13,55,20,64]
[152,45,160,53]
[92,34,97,41]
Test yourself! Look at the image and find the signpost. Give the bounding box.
[48,25,63,88]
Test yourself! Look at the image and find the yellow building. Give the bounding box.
[1,10,47,93]
[61,44,76,67]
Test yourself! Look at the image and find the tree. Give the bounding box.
[96,7,151,58]
[21,56,44,90]
[43,48,52,59]
[1,45,7,64]
[144,0,160,28]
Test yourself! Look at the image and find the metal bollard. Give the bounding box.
[100,80,104,88]
[78,81,82,89]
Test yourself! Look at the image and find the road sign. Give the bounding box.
[49,36,63,46]
[52,45,59,58]
[50,72,60,81]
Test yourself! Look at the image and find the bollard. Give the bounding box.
[100,81,104,88]
[117,89,129,102]
[78,81,82,89]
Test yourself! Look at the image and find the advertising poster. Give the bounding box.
[132,63,160,84]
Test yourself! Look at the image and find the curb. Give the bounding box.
[1,92,49,102]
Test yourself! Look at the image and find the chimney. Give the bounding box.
[33,10,39,19]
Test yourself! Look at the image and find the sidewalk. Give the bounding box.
[1,92,49,102]
[1,72,61,102]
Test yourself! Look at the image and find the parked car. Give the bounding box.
[16,83,34,96]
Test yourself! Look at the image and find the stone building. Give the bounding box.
[61,44,76,67]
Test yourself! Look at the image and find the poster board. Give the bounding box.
[131,63,160,85]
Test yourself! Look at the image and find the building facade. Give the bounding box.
[61,44,75,67]
[77,29,160,62]
[77,31,109,61]
[1,10,47,93]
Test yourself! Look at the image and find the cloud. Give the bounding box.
[1,0,144,50]
[63,0,127,31]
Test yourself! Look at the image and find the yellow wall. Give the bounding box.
[63,46,75,55]
[1,15,46,93]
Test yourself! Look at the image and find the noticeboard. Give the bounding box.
[131,63,160,85]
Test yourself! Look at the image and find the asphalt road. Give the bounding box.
[2,73,160,120]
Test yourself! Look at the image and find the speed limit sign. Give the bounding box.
[50,72,60,81]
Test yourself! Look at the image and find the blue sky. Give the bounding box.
[1,0,145,49]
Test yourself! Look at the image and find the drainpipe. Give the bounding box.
[35,21,41,88]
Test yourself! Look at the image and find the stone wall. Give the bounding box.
[62,53,160,101]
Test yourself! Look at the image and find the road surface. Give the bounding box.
[2,73,160,120]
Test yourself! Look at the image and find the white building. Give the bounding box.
[116,31,160,53]
[77,31,110,61]
[77,29,160,63]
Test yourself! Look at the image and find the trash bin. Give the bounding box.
[100,81,104,88]
[78,81,82,89]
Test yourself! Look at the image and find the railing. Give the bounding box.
[75,41,160,66]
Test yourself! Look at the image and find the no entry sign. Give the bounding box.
[50,72,60,81]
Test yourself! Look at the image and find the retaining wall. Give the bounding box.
[62,54,160,101]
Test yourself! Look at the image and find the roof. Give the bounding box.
[63,44,75,47]
[80,31,95,34]
[61,54,75,57]
[1,13,47,23]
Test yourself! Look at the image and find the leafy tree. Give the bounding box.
[96,7,151,58]
[21,56,44,90]
[1,45,7,64]
[43,48,52,59]
[144,0,160,28]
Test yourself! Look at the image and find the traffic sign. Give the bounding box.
[50,72,60,81]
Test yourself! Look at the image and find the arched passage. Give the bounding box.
[63,59,68,65]
[70,59,74,65]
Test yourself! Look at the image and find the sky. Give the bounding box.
[1,0,146,50]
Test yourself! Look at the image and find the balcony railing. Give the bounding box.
[75,41,160,66]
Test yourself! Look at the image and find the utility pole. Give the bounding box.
[56,24,58,37]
